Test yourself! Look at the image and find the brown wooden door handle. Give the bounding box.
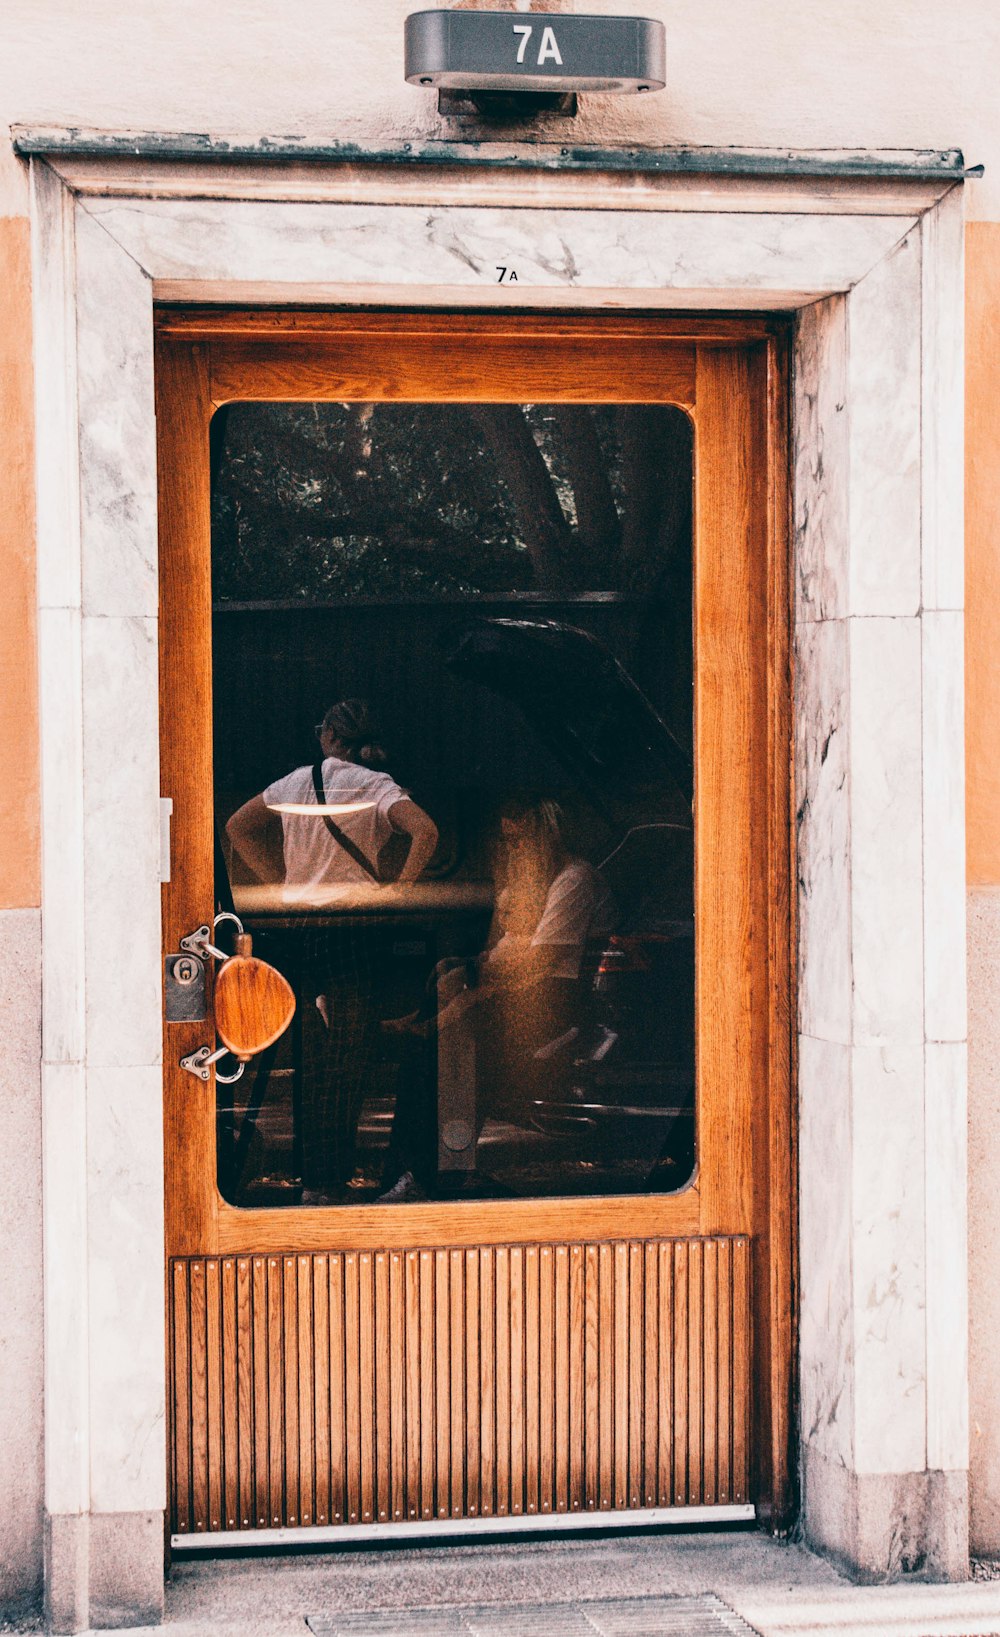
[213,931,296,1061]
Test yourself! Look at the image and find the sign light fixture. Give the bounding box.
[405,9,666,97]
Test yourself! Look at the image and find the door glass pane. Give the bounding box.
[212,400,694,1207]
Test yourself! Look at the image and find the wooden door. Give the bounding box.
[156,311,794,1543]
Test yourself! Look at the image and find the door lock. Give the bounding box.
[177,912,296,1085]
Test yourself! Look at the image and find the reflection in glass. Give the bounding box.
[213,401,694,1208]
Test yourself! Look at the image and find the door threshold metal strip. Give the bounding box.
[172,1501,754,1550]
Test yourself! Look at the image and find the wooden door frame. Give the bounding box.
[156,307,795,1526]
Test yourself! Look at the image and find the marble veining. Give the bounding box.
[82,197,915,299]
[86,1065,165,1511]
[848,618,925,1048]
[37,606,86,1068]
[81,615,162,1070]
[75,208,157,621]
[920,186,965,613]
[851,1043,927,1475]
[794,295,850,623]
[846,232,922,618]
[795,620,852,1045]
[922,613,967,1043]
[924,1041,969,1473]
[798,1036,854,1469]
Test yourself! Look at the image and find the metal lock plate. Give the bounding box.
[164,951,207,1022]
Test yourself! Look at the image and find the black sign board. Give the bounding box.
[405,10,665,95]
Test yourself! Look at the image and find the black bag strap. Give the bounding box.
[311,761,380,882]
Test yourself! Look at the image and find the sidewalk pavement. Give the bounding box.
[95,1530,1000,1637]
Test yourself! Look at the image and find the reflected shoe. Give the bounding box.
[375,1170,428,1204]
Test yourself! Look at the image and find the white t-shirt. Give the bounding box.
[530,861,615,979]
[493,860,614,980]
[263,758,406,889]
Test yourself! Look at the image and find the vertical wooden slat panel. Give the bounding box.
[266,1258,284,1528]
[358,1252,375,1524]
[189,1261,209,1532]
[554,1244,570,1514]
[328,1254,345,1524]
[568,1243,585,1516]
[597,1243,613,1511]
[733,1237,751,1504]
[404,1251,422,1520]
[236,1259,254,1529]
[205,1260,223,1531]
[373,1252,391,1523]
[221,1258,239,1530]
[418,1250,435,1521]
[282,1258,299,1524]
[584,1243,599,1512]
[495,1245,511,1518]
[479,1247,495,1518]
[702,1239,719,1506]
[169,1235,753,1538]
[313,1257,330,1526]
[657,1242,673,1507]
[612,1242,629,1511]
[171,1261,192,1534]
[344,1252,361,1525]
[434,1249,450,1520]
[449,1248,465,1519]
[252,1257,269,1527]
[464,1248,480,1517]
[538,1244,554,1517]
[687,1239,703,1505]
[509,1245,524,1517]
[297,1255,314,1525]
[628,1242,644,1509]
[642,1243,659,1508]
[672,1241,688,1507]
[717,1238,733,1506]
[389,1251,406,1523]
[524,1245,540,1519]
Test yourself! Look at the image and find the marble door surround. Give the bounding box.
[23,140,968,1629]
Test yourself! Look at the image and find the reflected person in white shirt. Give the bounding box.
[226,700,438,1203]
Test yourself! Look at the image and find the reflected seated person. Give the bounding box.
[378,796,614,1200]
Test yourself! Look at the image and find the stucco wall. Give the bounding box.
[0,1,998,220]
[3,0,1000,1609]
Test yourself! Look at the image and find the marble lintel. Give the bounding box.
[83,196,915,299]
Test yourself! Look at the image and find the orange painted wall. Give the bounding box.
[966,222,1000,886]
[0,217,39,910]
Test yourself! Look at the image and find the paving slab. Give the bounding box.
[84,1530,1000,1637]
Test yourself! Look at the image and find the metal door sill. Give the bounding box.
[172,1502,755,1551]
